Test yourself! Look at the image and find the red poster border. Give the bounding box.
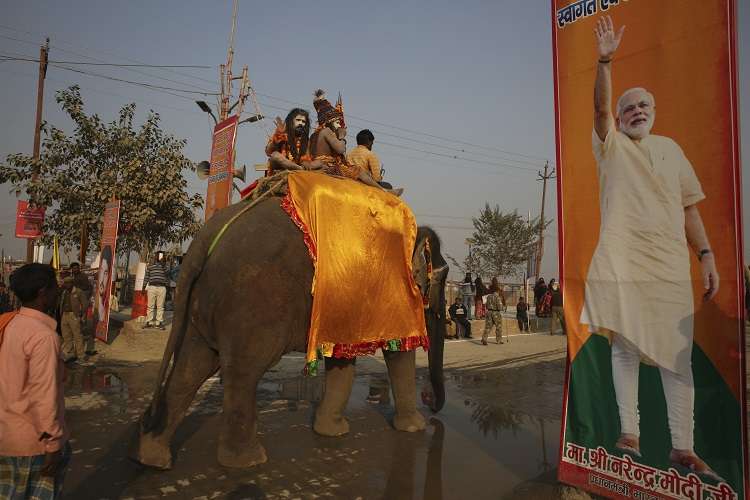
[205,115,239,221]
[551,0,748,497]
[95,200,121,343]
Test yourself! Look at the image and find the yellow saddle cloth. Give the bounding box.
[281,171,428,373]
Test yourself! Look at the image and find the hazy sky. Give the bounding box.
[0,1,748,281]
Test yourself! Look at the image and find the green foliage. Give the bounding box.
[465,203,549,279]
[0,86,203,256]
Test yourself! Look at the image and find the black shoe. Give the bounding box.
[64,356,78,364]
[157,323,166,330]
[85,350,97,356]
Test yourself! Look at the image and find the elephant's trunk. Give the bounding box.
[426,301,446,412]
[417,226,448,413]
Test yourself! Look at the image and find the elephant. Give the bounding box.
[131,195,449,469]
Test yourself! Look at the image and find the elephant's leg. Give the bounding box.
[384,350,426,432]
[314,357,356,436]
[217,360,270,467]
[135,327,219,469]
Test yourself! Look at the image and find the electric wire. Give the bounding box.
[0,55,211,68]
[2,28,551,167]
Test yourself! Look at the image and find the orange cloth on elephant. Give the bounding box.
[284,171,427,367]
[313,154,362,180]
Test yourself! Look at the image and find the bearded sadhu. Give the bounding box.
[265,108,315,174]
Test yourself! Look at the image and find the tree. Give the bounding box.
[463,203,550,279]
[0,86,203,259]
[446,245,486,278]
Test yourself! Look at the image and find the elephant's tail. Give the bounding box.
[142,232,211,433]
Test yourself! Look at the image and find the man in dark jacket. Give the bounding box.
[448,297,472,339]
[534,278,547,313]
[516,296,530,332]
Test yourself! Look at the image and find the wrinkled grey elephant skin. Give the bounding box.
[131,197,448,469]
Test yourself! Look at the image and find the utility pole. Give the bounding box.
[26,38,49,263]
[535,161,554,279]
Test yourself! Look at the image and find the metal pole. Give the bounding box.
[26,38,49,263]
[535,161,554,279]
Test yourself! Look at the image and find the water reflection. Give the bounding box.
[383,418,445,500]
[366,374,391,405]
[63,366,126,394]
[468,401,526,438]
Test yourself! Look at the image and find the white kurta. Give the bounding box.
[580,126,705,375]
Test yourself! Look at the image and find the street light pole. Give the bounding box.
[26,38,49,263]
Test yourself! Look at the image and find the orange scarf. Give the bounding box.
[0,311,19,350]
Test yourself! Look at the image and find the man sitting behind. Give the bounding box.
[448,297,472,339]
[347,129,392,189]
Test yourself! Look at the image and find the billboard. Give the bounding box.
[205,115,239,220]
[14,200,45,239]
[552,1,746,498]
[94,200,121,342]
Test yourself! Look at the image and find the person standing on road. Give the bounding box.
[482,278,505,345]
[516,296,530,333]
[550,281,566,335]
[459,273,475,320]
[473,276,486,319]
[59,277,87,365]
[143,252,169,330]
[0,263,71,499]
[448,297,472,339]
[69,263,96,356]
[534,278,547,314]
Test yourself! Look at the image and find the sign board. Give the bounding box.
[552,1,746,498]
[15,200,45,239]
[205,115,239,220]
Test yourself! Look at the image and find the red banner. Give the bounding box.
[205,115,239,220]
[14,200,45,239]
[94,200,121,343]
[552,0,746,498]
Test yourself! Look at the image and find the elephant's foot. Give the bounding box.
[313,409,350,436]
[131,432,173,470]
[217,440,267,468]
[393,410,426,433]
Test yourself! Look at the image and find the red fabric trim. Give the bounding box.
[331,335,430,359]
[239,179,259,200]
[280,193,317,263]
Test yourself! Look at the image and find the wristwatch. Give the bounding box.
[698,249,712,261]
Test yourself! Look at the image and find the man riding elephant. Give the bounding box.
[265,108,316,174]
[310,89,403,196]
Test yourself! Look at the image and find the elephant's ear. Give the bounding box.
[412,236,429,296]
[428,264,448,313]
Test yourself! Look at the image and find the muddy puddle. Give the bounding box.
[62,358,566,499]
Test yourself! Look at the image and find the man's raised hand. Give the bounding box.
[273,117,286,134]
[595,16,625,59]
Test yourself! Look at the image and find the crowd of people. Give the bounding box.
[448,274,567,343]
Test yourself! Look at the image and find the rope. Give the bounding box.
[206,174,290,257]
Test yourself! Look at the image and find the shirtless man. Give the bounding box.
[310,90,402,195]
